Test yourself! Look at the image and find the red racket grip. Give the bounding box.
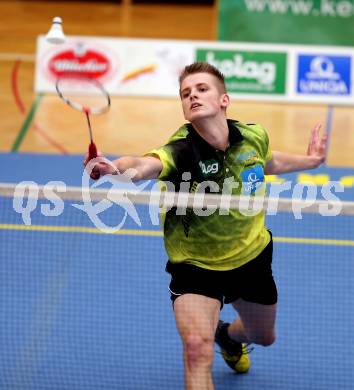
[88,142,100,180]
[88,141,98,159]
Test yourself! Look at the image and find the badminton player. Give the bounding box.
[85,62,327,390]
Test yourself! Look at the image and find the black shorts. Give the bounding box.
[166,237,277,307]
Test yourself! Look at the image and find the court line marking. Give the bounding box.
[11,93,44,152]
[0,224,162,237]
[274,236,354,246]
[11,59,69,154]
[1,223,354,246]
[0,53,35,62]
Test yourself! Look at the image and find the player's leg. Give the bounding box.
[229,299,276,346]
[215,236,277,372]
[215,300,276,374]
[229,233,277,345]
[174,293,221,390]
[166,262,223,389]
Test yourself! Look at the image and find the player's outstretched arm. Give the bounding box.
[113,156,163,181]
[265,124,327,175]
[84,153,163,181]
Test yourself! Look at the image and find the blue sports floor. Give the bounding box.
[1,153,354,390]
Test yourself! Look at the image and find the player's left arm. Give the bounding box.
[265,124,327,175]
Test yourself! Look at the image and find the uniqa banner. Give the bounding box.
[218,0,354,46]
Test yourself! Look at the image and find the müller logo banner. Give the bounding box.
[37,39,118,86]
[36,36,194,97]
[48,48,111,79]
[35,36,354,105]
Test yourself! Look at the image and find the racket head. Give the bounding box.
[55,74,111,115]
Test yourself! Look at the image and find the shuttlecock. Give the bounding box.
[46,17,66,44]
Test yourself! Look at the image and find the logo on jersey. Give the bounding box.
[199,160,219,177]
[236,150,262,165]
[241,165,264,194]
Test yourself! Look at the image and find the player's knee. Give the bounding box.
[184,334,214,368]
[250,332,276,346]
[260,333,276,346]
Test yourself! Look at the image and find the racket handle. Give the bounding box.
[88,141,98,159]
[88,142,100,180]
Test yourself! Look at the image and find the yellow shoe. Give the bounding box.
[220,344,251,373]
[215,321,252,374]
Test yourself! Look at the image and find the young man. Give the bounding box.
[85,62,327,390]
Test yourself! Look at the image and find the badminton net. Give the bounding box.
[0,182,353,390]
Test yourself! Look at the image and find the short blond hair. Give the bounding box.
[179,62,226,94]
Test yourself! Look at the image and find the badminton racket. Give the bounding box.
[56,75,111,163]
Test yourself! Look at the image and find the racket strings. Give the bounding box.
[56,76,110,114]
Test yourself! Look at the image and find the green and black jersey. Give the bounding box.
[147,119,272,271]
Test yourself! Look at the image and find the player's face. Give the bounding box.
[180,73,229,122]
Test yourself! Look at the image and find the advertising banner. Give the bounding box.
[35,36,354,105]
[35,36,195,97]
[296,54,351,95]
[196,49,287,94]
[218,0,354,46]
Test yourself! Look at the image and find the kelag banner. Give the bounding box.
[196,49,287,95]
[218,0,354,46]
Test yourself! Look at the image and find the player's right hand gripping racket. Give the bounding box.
[56,75,111,178]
